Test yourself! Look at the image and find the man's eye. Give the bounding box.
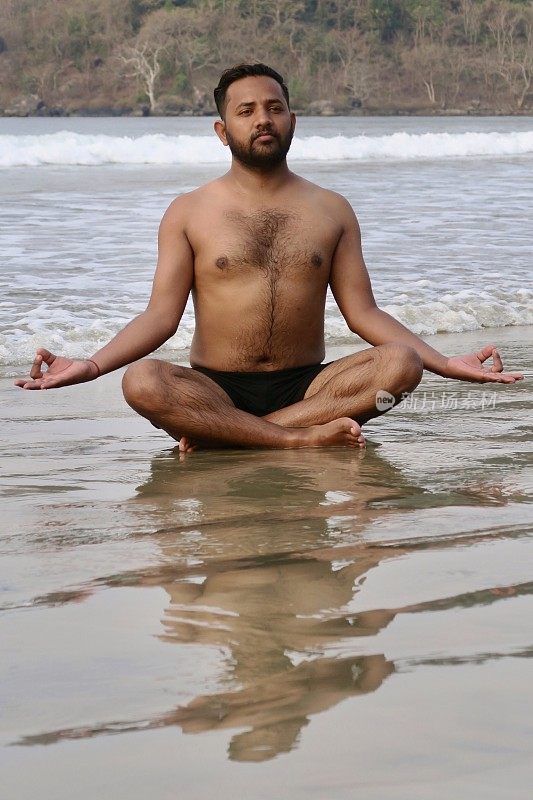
[240,109,252,115]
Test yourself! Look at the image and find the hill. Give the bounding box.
[0,0,531,116]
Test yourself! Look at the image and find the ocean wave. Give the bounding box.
[381,289,533,335]
[2,290,531,367]
[1,130,532,168]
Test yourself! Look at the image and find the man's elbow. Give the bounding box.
[345,304,380,335]
[160,318,180,340]
[143,307,180,340]
[161,314,180,337]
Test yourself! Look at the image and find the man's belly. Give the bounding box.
[190,282,328,371]
[190,343,326,372]
[189,321,326,372]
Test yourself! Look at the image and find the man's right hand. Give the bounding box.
[14,348,99,390]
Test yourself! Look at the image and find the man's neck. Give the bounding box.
[226,159,294,198]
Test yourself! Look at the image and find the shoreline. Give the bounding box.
[2,324,532,379]
[2,110,532,119]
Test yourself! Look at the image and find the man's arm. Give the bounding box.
[329,198,523,384]
[15,198,194,390]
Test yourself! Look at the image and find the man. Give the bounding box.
[15,63,523,450]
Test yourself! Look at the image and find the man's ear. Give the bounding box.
[214,119,228,146]
[290,112,296,133]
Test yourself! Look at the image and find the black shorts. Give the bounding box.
[194,363,330,417]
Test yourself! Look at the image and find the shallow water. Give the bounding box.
[1,324,532,798]
[1,116,532,365]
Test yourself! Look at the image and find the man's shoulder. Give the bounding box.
[295,175,355,216]
[163,178,224,220]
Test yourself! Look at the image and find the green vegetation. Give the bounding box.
[0,0,531,115]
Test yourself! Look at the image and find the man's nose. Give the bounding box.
[254,107,273,128]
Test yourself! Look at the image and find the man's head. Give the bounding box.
[214,63,290,119]
[213,63,295,171]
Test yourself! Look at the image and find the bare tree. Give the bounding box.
[118,42,165,112]
[484,1,533,109]
[459,0,484,44]
[135,6,219,101]
[329,27,375,105]
[403,42,441,105]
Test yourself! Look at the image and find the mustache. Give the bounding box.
[251,129,279,142]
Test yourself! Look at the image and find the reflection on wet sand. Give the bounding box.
[153,455,398,762]
[17,446,530,759]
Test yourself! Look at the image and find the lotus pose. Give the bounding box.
[15,64,523,450]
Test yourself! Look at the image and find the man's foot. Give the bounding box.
[297,418,365,449]
[179,436,196,453]
[177,418,365,451]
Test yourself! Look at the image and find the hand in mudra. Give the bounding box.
[445,345,523,384]
[14,348,99,390]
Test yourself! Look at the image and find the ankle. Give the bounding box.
[284,426,314,448]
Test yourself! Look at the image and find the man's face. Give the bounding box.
[216,76,295,170]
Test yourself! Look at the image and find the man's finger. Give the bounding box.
[476,344,497,364]
[491,348,504,373]
[480,372,523,383]
[15,378,44,390]
[29,354,44,380]
[501,372,524,380]
[36,348,56,366]
[482,375,513,384]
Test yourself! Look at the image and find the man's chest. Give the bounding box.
[187,206,341,281]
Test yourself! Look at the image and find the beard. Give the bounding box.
[225,123,294,170]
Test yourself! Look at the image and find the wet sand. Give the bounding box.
[1,326,532,799]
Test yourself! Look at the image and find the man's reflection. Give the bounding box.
[131,446,413,760]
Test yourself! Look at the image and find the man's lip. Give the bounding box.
[254,133,275,141]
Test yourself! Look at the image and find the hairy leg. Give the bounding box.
[122,359,365,450]
[264,343,424,428]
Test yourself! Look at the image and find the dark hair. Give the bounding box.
[214,63,290,118]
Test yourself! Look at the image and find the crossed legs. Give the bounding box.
[122,343,423,450]
[265,343,424,428]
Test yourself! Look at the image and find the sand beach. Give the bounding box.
[2,324,533,798]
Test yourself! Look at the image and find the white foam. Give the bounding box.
[2,289,531,367]
[1,130,532,167]
[381,291,533,336]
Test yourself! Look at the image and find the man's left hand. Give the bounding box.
[445,345,524,383]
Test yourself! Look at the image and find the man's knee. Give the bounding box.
[378,343,424,393]
[122,359,167,411]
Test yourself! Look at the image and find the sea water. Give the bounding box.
[1,115,532,367]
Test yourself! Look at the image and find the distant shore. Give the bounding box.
[3,109,532,119]
[1,94,532,119]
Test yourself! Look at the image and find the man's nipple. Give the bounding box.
[216,255,229,270]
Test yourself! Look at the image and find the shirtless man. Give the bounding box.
[15,63,523,450]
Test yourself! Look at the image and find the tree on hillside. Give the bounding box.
[121,6,218,108]
[118,41,166,111]
[328,27,375,106]
[484,0,533,108]
[161,5,218,100]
